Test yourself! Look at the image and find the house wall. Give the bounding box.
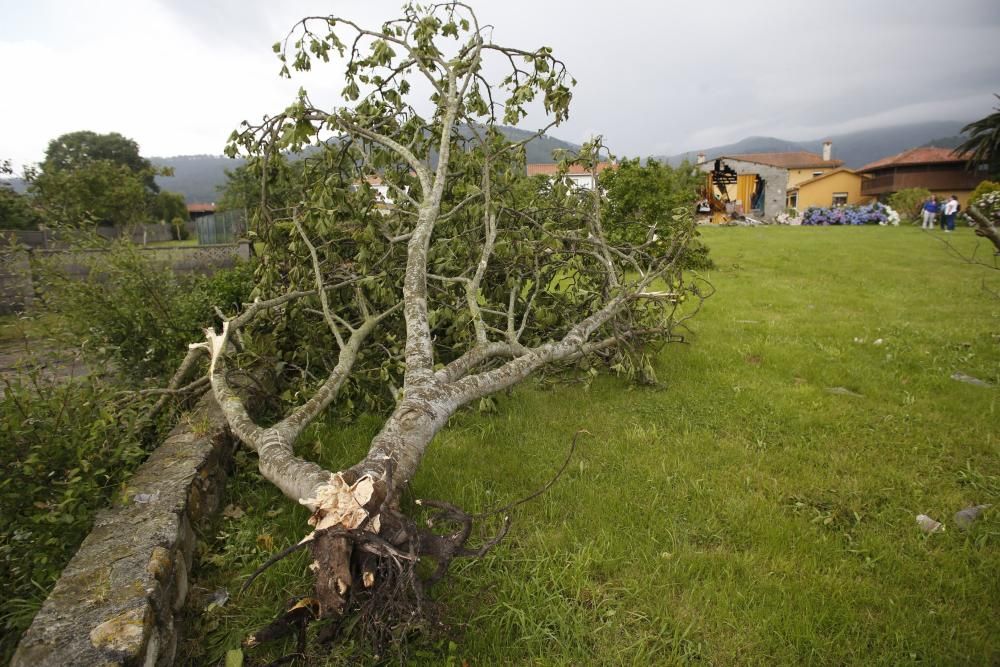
[795,172,866,209]
[860,166,989,208]
[861,164,983,196]
[700,159,788,221]
[566,174,597,189]
[929,189,977,208]
[787,168,830,189]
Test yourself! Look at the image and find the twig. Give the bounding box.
[473,428,587,519]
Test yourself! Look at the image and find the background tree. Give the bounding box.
[217,155,303,214]
[600,157,711,268]
[956,94,1000,179]
[164,2,706,648]
[150,190,188,223]
[0,159,41,230]
[42,130,160,193]
[27,160,151,227]
[27,131,186,228]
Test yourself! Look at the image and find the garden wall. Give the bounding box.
[11,393,234,666]
[0,223,197,249]
[0,249,33,315]
[0,241,251,314]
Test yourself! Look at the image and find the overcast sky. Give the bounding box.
[2,0,998,169]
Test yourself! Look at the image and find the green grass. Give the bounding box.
[182,225,999,665]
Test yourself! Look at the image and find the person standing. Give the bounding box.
[942,195,959,232]
[921,196,939,230]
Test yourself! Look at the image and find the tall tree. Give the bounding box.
[29,131,175,227]
[43,130,160,192]
[167,2,707,644]
[956,94,1000,179]
[149,190,188,224]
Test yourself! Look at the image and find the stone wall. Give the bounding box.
[11,394,234,666]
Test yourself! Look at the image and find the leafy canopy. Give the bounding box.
[28,160,152,227]
[218,2,701,418]
[957,94,1000,179]
[43,130,160,193]
[26,131,187,228]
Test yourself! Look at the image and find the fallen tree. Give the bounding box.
[175,1,708,651]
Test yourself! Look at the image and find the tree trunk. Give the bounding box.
[303,388,459,616]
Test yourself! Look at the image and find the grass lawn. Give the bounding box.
[183,225,999,665]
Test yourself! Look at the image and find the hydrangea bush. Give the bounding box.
[801,203,898,226]
[961,189,1000,226]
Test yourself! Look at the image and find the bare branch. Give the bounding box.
[293,214,350,347]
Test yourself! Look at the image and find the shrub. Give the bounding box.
[888,188,932,224]
[0,369,155,660]
[968,180,999,204]
[36,242,254,382]
[0,241,253,661]
[964,189,1000,227]
[801,203,896,226]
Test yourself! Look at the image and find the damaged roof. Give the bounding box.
[721,151,843,169]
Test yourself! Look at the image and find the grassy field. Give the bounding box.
[183,225,999,665]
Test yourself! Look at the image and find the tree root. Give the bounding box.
[240,430,585,660]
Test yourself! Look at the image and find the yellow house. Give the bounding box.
[698,143,845,222]
[786,168,866,211]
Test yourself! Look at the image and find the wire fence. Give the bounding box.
[195,209,247,244]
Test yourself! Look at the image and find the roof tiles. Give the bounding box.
[858,146,968,172]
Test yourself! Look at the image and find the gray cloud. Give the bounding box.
[2,0,997,168]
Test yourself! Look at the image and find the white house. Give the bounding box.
[526,162,615,190]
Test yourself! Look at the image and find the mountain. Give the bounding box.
[2,177,28,194]
[497,126,580,163]
[152,155,244,204]
[151,126,580,204]
[4,127,579,204]
[667,136,808,166]
[662,120,971,169]
[921,135,966,149]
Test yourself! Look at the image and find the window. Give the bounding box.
[832,192,848,206]
[787,192,798,209]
